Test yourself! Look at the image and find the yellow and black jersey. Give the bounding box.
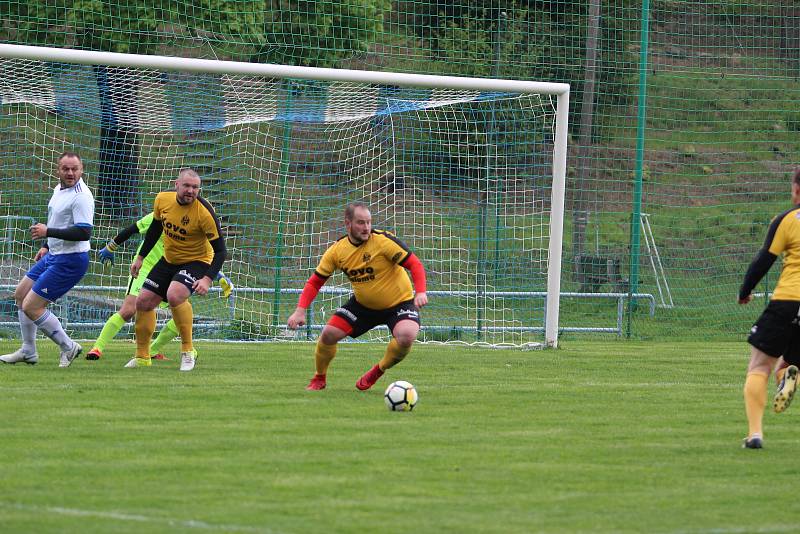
[741,206,800,301]
[315,229,413,310]
[152,191,221,265]
[765,207,800,300]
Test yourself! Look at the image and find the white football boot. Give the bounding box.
[59,342,82,368]
[179,350,197,372]
[0,348,39,365]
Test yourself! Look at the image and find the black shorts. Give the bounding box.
[142,258,210,300]
[748,300,800,364]
[334,297,421,339]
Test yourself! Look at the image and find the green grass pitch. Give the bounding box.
[0,339,796,533]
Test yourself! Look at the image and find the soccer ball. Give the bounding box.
[384,380,418,412]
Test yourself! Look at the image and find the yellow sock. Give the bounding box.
[134,309,156,358]
[314,340,337,375]
[378,337,411,371]
[744,371,769,438]
[171,300,194,352]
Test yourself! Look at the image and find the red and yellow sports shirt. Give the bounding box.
[315,230,413,310]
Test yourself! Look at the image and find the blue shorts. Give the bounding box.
[26,251,89,302]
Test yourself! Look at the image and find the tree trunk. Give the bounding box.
[94,65,140,219]
[572,0,602,278]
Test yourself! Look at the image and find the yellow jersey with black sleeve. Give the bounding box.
[767,207,800,301]
[152,191,221,265]
[315,229,413,310]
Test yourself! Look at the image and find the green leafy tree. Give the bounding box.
[0,1,264,216]
[398,1,638,125]
[255,0,392,67]
[2,1,264,56]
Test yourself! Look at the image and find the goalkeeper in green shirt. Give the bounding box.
[86,212,233,360]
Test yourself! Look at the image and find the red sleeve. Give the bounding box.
[298,272,328,308]
[400,253,427,293]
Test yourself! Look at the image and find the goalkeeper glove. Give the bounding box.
[216,272,234,298]
[98,240,118,266]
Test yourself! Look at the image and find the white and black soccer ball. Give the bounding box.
[384,380,418,412]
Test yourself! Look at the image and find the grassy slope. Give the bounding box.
[0,339,795,533]
[571,63,800,340]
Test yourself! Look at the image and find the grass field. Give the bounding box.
[0,338,796,533]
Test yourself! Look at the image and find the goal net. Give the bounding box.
[0,45,569,348]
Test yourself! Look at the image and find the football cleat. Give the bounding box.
[0,348,39,365]
[742,435,763,449]
[305,373,327,391]
[179,350,197,372]
[356,364,385,391]
[124,356,152,368]
[85,348,102,360]
[774,364,799,414]
[151,353,169,361]
[59,343,82,368]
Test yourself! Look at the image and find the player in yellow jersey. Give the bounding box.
[127,168,227,371]
[739,167,800,448]
[85,211,234,361]
[287,201,428,391]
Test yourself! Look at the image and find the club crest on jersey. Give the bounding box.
[363,252,371,263]
[181,215,190,225]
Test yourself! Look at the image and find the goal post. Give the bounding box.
[0,43,569,348]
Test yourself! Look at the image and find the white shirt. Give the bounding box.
[46,177,95,255]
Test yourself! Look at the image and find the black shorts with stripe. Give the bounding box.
[142,257,210,300]
[748,300,800,364]
[334,297,420,339]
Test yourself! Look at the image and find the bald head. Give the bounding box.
[176,168,201,205]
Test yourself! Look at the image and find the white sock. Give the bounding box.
[34,310,74,351]
[19,309,38,354]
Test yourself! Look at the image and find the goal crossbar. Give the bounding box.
[0,43,569,96]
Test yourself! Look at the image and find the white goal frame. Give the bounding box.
[0,43,570,348]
